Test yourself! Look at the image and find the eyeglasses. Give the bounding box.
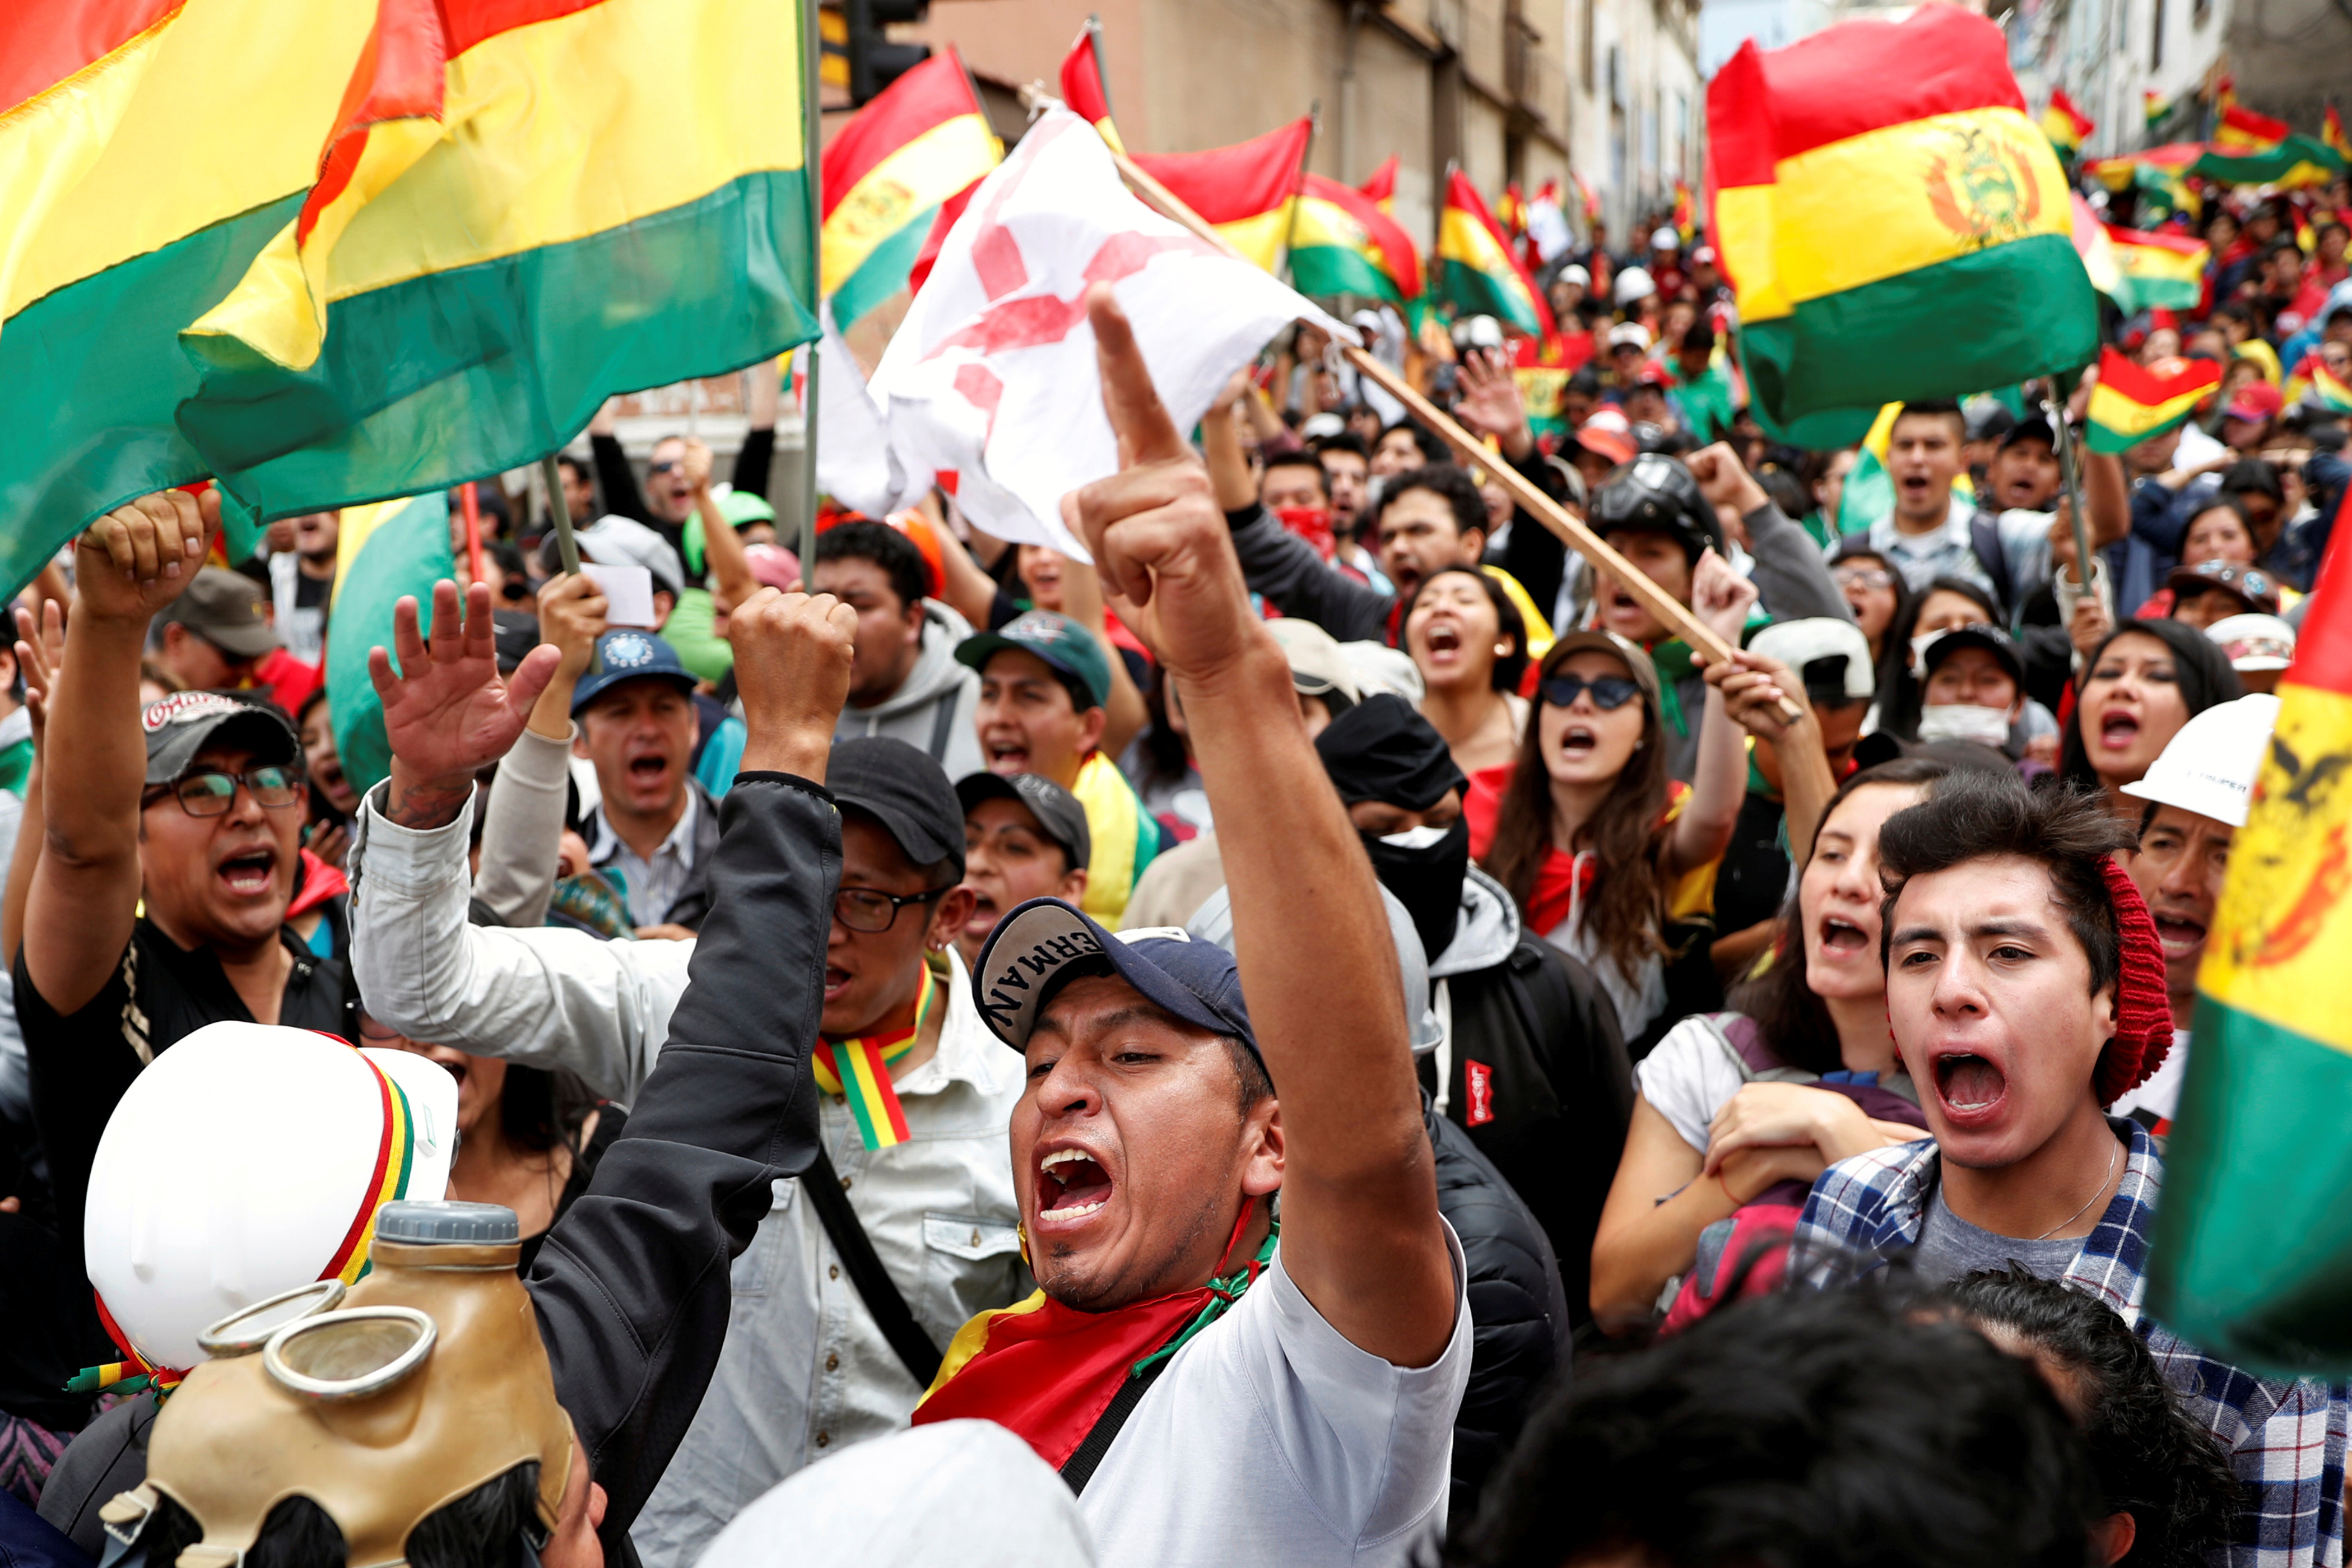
[141,765,303,817]
[1835,566,1895,591]
[834,885,950,933]
[647,460,683,477]
[1538,673,1642,711]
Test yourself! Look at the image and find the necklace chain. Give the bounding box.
[2033,1137,2121,1241]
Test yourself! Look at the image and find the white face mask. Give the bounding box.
[1916,703,2012,747]
[1379,824,1454,849]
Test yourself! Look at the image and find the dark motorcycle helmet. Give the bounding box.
[1591,452,1726,564]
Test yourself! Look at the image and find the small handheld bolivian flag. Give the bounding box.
[2085,348,2221,454]
[1133,120,1313,276]
[1707,7,2097,444]
[2150,490,2352,1378]
[1434,169,1552,338]
[2042,88,2094,161]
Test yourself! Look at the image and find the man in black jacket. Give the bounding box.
[1311,695,1633,1328]
[44,577,856,1568]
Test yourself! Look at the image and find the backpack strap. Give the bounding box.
[802,1146,943,1388]
[1699,1011,1814,1084]
[1969,510,2015,616]
[927,688,960,762]
[1059,1353,1175,1495]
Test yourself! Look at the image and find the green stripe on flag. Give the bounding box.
[324,496,455,799]
[1740,234,2097,434]
[180,170,817,520]
[1435,257,1542,336]
[0,193,305,599]
[830,204,935,330]
[2148,993,2352,1378]
[1289,244,1401,304]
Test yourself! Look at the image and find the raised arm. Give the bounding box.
[685,438,759,612]
[1708,648,1835,864]
[531,585,854,1543]
[26,492,216,1014]
[1689,444,1851,625]
[1073,289,1454,1369]
[1049,542,1150,759]
[3,601,62,970]
[1670,553,1755,877]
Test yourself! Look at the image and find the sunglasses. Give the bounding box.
[647,459,684,476]
[1538,673,1643,711]
[141,765,304,817]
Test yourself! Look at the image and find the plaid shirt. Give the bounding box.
[1795,1118,2348,1568]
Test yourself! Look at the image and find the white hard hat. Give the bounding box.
[1652,226,1682,251]
[1559,264,1591,287]
[2120,693,2281,829]
[1748,617,1876,701]
[83,1023,457,1372]
[1614,266,1656,306]
[1608,322,1654,351]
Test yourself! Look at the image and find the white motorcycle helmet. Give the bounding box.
[83,1022,458,1372]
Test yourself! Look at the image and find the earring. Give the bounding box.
[1494,643,1510,657]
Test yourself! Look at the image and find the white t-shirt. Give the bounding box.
[1632,1015,1753,1153]
[2111,1030,2191,1125]
[1077,1222,1473,1567]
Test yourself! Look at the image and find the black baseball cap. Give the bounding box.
[1918,622,2026,687]
[829,737,966,880]
[1998,415,2056,452]
[141,691,299,787]
[971,897,1257,1059]
[956,771,1092,872]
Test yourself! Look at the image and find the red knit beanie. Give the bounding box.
[2096,858,2175,1106]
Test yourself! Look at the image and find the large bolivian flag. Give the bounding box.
[323,493,454,795]
[1435,170,1551,337]
[1706,8,2097,437]
[1290,174,1421,304]
[1132,120,1313,275]
[2150,499,2352,1378]
[0,0,375,596]
[822,50,1000,329]
[176,0,819,521]
[2193,133,2346,190]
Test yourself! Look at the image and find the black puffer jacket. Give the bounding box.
[1429,1095,1570,1524]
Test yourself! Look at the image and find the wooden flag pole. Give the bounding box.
[1103,145,1746,672]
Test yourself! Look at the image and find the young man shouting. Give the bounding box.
[910,287,1468,1562]
[1794,774,2348,1566]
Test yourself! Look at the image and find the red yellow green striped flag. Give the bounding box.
[1707,7,2095,441]
[1290,173,1422,304]
[1435,169,1552,337]
[175,0,817,522]
[2150,486,2352,1377]
[2105,223,2210,312]
[2145,91,2172,133]
[2042,88,2095,160]
[1673,180,1697,240]
[1133,120,1312,275]
[1570,171,1601,222]
[2194,133,2347,190]
[2085,347,2221,453]
[1361,156,1400,211]
[822,50,1001,329]
[0,0,375,597]
[1057,22,1122,154]
[2216,101,2290,153]
[2328,105,2351,161]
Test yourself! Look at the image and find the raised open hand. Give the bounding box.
[75,488,217,624]
[1453,347,1533,460]
[14,599,64,747]
[372,580,559,818]
[1071,286,1262,685]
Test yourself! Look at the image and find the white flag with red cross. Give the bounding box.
[867,107,1352,559]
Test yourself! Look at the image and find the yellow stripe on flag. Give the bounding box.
[820,111,1000,295]
[919,1290,1052,1404]
[193,0,807,371]
[1215,203,1296,273]
[1438,204,1518,279]
[2200,681,2352,1055]
[0,1,375,324]
[332,496,431,603]
[1716,106,2070,324]
[2114,240,2206,287]
[1290,194,1369,253]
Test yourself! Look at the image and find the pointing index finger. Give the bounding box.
[1087,285,1187,468]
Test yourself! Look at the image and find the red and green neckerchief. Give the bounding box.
[815,960,940,1150]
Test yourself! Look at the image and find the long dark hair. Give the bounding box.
[1727,757,1953,1073]
[499,1063,598,1156]
[1829,538,1917,671]
[2056,620,2243,795]
[1480,636,1669,979]
[1399,564,1530,694]
[1877,574,2004,741]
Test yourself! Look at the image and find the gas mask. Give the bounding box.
[103,1202,574,1568]
[1364,819,1471,965]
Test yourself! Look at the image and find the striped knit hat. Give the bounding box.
[2095,858,2177,1107]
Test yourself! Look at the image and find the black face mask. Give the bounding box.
[1363,816,1470,965]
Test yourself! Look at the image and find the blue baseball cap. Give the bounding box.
[970,897,1257,1059]
[570,630,699,715]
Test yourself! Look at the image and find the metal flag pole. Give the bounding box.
[539,450,598,674]
[1085,13,1114,119]
[798,0,824,571]
[2045,374,2099,606]
[1277,100,1319,289]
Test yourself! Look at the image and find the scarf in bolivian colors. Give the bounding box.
[814,960,938,1151]
[911,1205,1277,1468]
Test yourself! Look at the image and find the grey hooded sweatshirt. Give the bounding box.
[833,600,986,783]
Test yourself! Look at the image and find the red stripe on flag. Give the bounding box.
[296,0,449,247]
[2286,480,2352,700]
[441,0,608,55]
[0,0,182,120]
[1714,7,2023,166]
[2095,348,2220,409]
[1134,119,1311,225]
[1359,155,1398,206]
[1059,27,1112,127]
[823,49,986,221]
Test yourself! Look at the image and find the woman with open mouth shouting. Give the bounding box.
[1588,759,1952,1334]
[2055,620,2242,820]
[1471,549,1753,1048]
[1401,564,1530,778]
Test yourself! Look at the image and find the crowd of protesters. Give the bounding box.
[0,177,2345,1568]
